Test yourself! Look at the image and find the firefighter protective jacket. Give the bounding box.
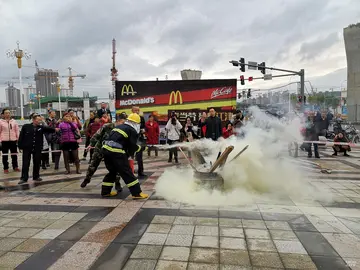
[102,123,141,157]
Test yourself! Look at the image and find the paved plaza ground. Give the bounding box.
[0,147,360,269]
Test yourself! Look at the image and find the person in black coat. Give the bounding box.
[18,113,57,185]
[305,114,320,158]
[198,107,222,141]
[97,102,112,122]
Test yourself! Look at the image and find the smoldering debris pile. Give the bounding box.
[155,107,333,206]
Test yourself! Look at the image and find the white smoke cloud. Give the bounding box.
[155,106,333,206]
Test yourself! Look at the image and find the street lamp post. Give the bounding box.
[51,79,62,118]
[6,41,31,120]
[35,92,44,116]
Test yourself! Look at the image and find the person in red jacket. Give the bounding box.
[145,115,160,156]
[222,122,234,139]
[87,117,102,162]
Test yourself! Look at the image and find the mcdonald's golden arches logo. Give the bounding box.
[121,84,136,96]
[169,90,183,105]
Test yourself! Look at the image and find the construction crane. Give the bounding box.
[62,67,86,96]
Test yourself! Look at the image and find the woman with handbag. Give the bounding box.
[59,113,81,174]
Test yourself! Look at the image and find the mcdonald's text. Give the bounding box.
[119,97,155,106]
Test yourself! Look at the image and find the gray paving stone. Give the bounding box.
[9,228,41,238]
[273,240,307,254]
[247,239,276,252]
[195,217,218,226]
[155,260,188,270]
[188,262,219,270]
[122,259,157,270]
[294,231,339,256]
[159,246,190,261]
[220,237,246,250]
[220,266,251,270]
[192,236,219,248]
[145,224,172,234]
[194,226,218,236]
[173,216,196,225]
[220,249,251,266]
[170,225,195,235]
[151,215,176,224]
[220,227,244,238]
[0,251,32,268]
[265,221,292,230]
[242,219,266,229]
[279,253,317,269]
[244,229,270,239]
[165,234,193,247]
[130,245,162,259]
[0,227,19,237]
[322,233,360,258]
[0,238,26,251]
[249,251,284,269]
[138,233,167,245]
[269,229,298,240]
[219,218,242,227]
[189,248,219,264]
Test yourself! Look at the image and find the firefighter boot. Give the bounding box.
[132,192,149,200]
[102,191,118,197]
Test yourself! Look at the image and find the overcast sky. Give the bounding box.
[0,0,359,102]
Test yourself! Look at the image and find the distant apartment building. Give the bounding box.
[34,69,59,97]
[5,84,21,107]
[23,84,37,105]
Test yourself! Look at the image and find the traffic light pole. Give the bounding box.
[229,60,306,107]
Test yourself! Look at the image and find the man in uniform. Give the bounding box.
[80,113,127,189]
[101,113,148,198]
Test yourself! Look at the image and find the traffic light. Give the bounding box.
[248,76,253,82]
[239,58,245,72]
[247,89,251,98]
[258,62,266,74]
[240,75,245,85]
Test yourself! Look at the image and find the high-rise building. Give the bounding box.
[344,23,360,121]
[34,69,59,97]
[181,69,202,80]
[5,83,21,107]
[23,84,37,105]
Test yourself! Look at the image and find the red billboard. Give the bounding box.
[115,79,237,121]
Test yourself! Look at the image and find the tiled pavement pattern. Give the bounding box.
[0,148,359,269]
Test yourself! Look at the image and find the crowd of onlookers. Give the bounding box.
[300,110,351,158]
[0,103,353,185]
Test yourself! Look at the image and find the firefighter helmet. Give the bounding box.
[127,113,141,124]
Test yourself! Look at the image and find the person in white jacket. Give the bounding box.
[165,112,183,163]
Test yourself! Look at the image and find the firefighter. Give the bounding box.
[101,113,148,198]
[80,112,127,190]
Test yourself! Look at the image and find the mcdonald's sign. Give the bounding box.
[121,84,136,96]
[169,90,183,105]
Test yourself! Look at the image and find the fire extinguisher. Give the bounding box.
[129,157,135,173]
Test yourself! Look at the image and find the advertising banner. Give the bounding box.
[116,79,237,121]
